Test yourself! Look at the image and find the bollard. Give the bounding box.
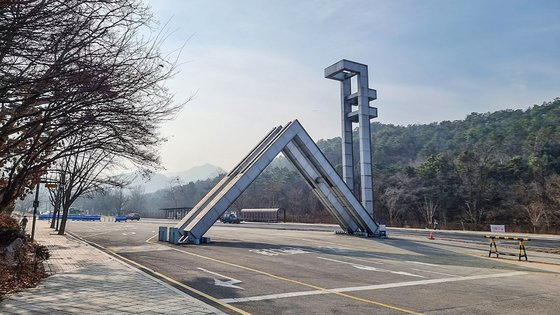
[158,226,168,242]
[168,227,181,244]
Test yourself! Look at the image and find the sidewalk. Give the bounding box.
[1,221,225,314]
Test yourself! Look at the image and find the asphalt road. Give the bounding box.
[66,220,560,315]
[206,221,560,250]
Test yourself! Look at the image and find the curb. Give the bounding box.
[65,231,245,315]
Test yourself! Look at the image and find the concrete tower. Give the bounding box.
[325,60,377,217]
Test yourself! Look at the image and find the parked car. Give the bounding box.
[221,213,240,224]
[126,213,141,221]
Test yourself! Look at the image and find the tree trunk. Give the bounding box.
[49,207,57,229]
[0,202,14,214]
[50,191,60,229]
[58,205,70,235]
[0,190,16,214]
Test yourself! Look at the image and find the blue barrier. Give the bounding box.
[168,227,181,244]
[115,216,127,222]
[38,214,101,221]
[38,214,52,220]
[158,226,168,242]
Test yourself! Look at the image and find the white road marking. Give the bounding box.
[367,254,440,266]
[81,229,122,237]
[107,245,173,253]
[410,268,457,277]
[145,233,158,243]
[317,257,425,278]
[249,247,315,256]
[343,256,385,265]
[197,267,244,290]
[405,261,440,267]
[214,279,244,290]
[349,254,442,268]
[221,271,527,304]
[248,249,281,256]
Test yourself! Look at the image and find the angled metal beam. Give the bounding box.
[175,120,379,243]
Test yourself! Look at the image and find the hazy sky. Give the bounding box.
[145,0,560,172]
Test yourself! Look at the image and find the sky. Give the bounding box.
[145,0,560,172]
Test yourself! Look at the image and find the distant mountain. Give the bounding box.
[124,164,226,193]
[164,163,226,183]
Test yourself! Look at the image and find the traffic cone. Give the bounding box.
[429,231,435,240]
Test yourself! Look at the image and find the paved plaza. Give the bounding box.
[0,221,225,314]
[55,219,560,314]
[2,219,560,314]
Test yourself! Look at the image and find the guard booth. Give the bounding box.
[239,208,285,222]
[161,207,192,220]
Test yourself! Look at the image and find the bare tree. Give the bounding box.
[421,197,438,229]
[165,180,181,208]
[545,175,560,221]
[524,201,546,233]
[231,192,249,212]
[380,172,418,226]
[56,145,124,234]
[456,148,494,228]
[383,187,404,226]
[0,0,184,213]
[90,189,124,216]
[104,187,128,216]
[14,194,34,213]
[126,185,146,214]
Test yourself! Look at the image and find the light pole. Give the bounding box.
[30,176,62,241]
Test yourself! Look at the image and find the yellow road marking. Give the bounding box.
[84,239,251,315]
[336,292,422,314]
[151,240,421,314]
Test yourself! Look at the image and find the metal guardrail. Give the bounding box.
[485,235,530,261]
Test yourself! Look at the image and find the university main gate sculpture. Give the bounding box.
[169,60,380,244]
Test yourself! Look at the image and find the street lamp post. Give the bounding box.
[30,176,63,241]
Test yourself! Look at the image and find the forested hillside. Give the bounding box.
[83,99,560,233]
[236,98,560,233]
